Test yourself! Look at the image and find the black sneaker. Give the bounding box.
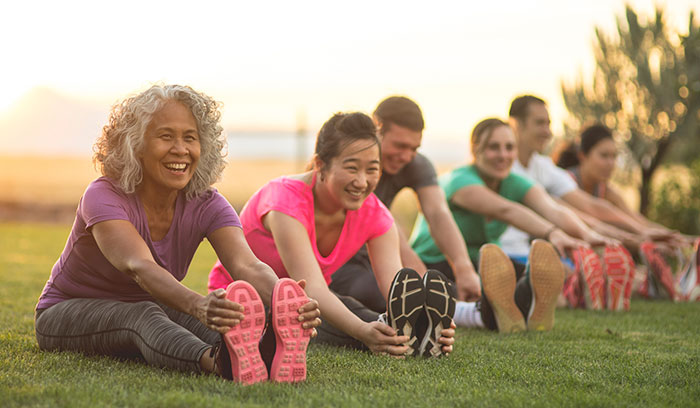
[419,269,456,357]
[386,268,426,356]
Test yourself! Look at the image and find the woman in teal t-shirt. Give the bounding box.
[411,118,585,334]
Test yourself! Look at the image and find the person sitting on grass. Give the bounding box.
[410,118,598,332]
[555,123,694,300]
[34,84,321,384]
[209,112,456,357]
[329,96,481,311]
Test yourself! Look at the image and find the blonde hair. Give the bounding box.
[93,84,226,199]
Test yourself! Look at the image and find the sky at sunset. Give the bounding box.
[0,0,697,157]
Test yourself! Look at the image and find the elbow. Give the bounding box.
[122,258,149,281]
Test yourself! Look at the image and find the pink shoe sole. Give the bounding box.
[603,245,632,311]
[619,246,636,310]
[577,246,605,310]
[223,281,268,385]
[270,278,312,383]
[640,241,677,300]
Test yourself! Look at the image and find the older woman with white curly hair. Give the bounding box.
[34,84,321,383]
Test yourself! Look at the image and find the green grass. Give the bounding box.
[1,222,699,407]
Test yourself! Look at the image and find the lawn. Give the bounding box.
[1,222,699,407]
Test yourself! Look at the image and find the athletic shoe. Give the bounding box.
[386,268,426,356]
[678,238,700,301]
[526,240,565,331]
[603,245,633,311]
[618,245,636,311]
[563,252,585,309]
[269,278,312,383]
[639,241,677,300]
[222,280,268,384]
[479,244,525,334]
[576,246,605,310]
[418,269,456,358]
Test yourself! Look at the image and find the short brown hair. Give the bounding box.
[373,96,424,133]
[509,95,546,122]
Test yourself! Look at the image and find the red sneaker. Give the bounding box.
[563,250,585,309]
[576,246,605,310]
[678,238,700,302]
[222,281,268,385]
[618,246,636,311]
[269,278,312,383]
[603,245,632,311]
[639,241,677,300]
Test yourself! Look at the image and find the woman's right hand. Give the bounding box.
[194,289,246,334]
[358,321,410,356]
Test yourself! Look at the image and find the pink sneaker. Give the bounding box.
[639,241,677,300]
[576,246,605,310]
[269,278,312,383]
[678,238,700,301]
[618,246,636,311]
[222,281,268,385]
[563,254,584,309]
[603,245,632,311]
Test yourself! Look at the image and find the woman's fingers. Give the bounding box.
[298,299,320,315]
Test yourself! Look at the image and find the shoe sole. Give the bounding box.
[603,245,631,311]
[420,270,456,357]
[640,242,677,300]
[387,268,426,355]
[270,278,312,383]
[527,240,565,331]
[479,244,525,334]
[223,281,268,385]
[619,246,636,311]
[577,246,605,310]
[678,239,700,301]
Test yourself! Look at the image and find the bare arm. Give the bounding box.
[208,226,279,305]
[367,223,455,354]
[561,188,648,234]
[366,223,403,299]
[522,186,614,246]
[451,185,585,255]
[263,211,408,355]
[91,220,244,334]
[416,185,480,301]
[395,223,427,274]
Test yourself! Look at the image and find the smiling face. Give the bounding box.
[518,102,552,154]
[378,123,422,175]
[581,138,617,183]
[318,139,381,211]
[139,100,200,195]
[474,125,517,184]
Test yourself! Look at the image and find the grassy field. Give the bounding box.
[1,222,699,407]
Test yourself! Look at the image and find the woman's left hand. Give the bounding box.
[438,320,456,355]
[296,279,322,337]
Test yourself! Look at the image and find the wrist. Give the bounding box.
[451,258,476,278]
[543,226,559,240]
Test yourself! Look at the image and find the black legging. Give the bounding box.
[35,298,218,372]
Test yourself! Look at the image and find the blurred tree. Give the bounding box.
[562,5,700,214]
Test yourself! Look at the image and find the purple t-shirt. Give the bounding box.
[36,177,241,310]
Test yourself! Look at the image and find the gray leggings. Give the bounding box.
[35,298,218,373]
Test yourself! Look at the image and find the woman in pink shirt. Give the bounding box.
[210,112,456,357]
